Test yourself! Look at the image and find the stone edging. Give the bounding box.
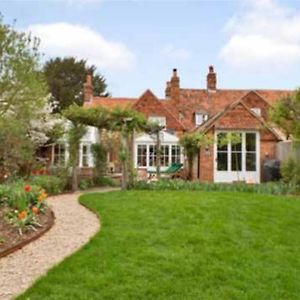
[0,210,55,259]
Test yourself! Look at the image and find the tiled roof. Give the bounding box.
[84,97,137,109]
[85,88,292,132]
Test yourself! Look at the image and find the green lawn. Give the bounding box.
[18,191,300,300]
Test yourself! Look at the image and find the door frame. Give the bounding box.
[213,130,260,183]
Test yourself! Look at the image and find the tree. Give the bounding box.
[269,89,300,141]
[63,104,147,189]
[0,18,58,179]
[144,122,165,180]
[67,122,86,191]
[180,132,211,180]
[44,57,109,112]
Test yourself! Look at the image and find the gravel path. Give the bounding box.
[0,187,118,300]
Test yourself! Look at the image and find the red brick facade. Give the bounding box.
[84,66,291,183]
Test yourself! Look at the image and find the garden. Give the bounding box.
[17,190,300,300]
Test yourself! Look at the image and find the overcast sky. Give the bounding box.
[1,0,300,97]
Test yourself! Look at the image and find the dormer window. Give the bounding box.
[251,108,261,117]
[195,112,208,126]
[148,116,166,127]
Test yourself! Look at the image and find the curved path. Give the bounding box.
[0,187,118,300]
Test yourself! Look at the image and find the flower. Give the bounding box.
[18,211,27,220]
[32,206,39,214]
[24,185,32,192]
[38,191,48,202]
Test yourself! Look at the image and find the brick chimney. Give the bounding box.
[84,72,93,102]
[207,65,216,91]
[170,68,180,102]
[165,81,171,98]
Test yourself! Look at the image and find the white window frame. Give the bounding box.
[214,130,260,183]
[134,143,183,170]
[195,112,208,126]
[79,143,93,168]
[251,108,261,117]
[52,143,67,166]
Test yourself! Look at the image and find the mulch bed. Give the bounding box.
[0,208,55,258]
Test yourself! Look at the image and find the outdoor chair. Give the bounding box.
[147,163,183,180]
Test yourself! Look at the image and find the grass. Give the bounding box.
[18,191,300,300]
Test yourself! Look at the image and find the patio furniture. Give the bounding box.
[147,163,183,179]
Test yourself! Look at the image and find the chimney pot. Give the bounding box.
[207,65,217,91]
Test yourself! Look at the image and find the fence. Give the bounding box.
[277,141,300,162]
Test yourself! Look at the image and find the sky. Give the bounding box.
[1,0,300,98]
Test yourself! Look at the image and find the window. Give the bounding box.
[251,108,261,117]
[81,144,91,167]
[246,133,256,171]
[195,112,208,125]
[231,133,242,171]
[217,133,228,171]
[149,145,157,166]
[137,145,147,167]
[160,145,169,167]
[171,145,181,164]
[148,116,166,127]
[53,144,66,166]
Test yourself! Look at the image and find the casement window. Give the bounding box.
[53,144,66,166]
[195,112,208,125]
[81,144,91,167]
[148,116,166,127]
[171,145,181,164]
[137,144,147,167]
[250,108,261,117]
[136,144,182,168]
[160,145,170,167]
[149,145,157,166]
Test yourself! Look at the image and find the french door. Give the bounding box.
[214,131,260,183]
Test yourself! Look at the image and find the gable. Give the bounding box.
[240,91,270,119]
[215,103,262,129]
[133,90,184,131]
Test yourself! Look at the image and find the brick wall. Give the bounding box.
[133,90,183,131]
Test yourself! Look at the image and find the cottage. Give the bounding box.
[49,66,291,183]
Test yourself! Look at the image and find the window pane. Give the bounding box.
[231,152,242,171]
[149,145,157,166]
[246,153,256,171]
[217,133,228,151]
[160,145,169,167]
[231,133,242,151]
[137,145,147,167]
[171,145,181,164]
[217,152,228,171]
[246,133,256,152]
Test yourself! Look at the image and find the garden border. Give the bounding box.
[0,210,55,259]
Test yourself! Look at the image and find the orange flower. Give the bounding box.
[18,211,27,220]
[38,191,48,202]
[24,185,31,192]
[32,206,39,214]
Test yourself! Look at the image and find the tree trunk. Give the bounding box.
[127,131,135,188]
[156,131,161,180]
[188,154,194,181]
[121,132,128,190]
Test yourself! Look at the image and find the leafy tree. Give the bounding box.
[63,104,147,189]
[44,57,109,112]
[180,132,211,180]
[0,17,57,179]
[269,89,300,141]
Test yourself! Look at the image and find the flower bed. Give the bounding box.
[0,183,54,257]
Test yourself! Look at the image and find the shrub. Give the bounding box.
[280,157,300,185]
[30,175,65,195]
[95,176,117,187]
[133,179,300,195]
[79,178,95,190]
